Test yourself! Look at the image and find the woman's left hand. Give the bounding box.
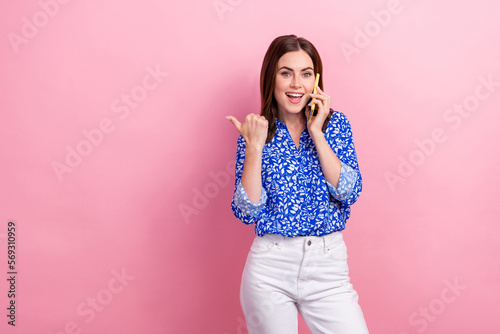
[306,86,331,136]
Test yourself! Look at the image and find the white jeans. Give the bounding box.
[240,232,369,334]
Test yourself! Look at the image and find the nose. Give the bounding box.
[291,74,301,88]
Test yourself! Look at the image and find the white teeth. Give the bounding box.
[286,93,303,98]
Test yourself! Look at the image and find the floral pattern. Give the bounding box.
[231,111,362,237]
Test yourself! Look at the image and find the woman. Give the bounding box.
[227,35,369,334]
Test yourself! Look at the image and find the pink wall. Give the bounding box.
[1,0,499,333]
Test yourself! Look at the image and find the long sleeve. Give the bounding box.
[230,135,268,225]
[324,112,362,207]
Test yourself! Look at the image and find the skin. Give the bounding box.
[227,50,342,204]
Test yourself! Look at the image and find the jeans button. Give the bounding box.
[307,240,312,246]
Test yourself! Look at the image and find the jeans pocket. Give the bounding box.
[325,235,348,261]
[250,236,275,253]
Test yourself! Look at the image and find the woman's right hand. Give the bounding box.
[226,114,269,151]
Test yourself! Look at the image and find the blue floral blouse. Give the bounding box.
[231,110,362,237]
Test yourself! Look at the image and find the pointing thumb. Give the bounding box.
[226,116,242,133]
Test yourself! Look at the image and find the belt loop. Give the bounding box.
[323,234,328,254]
[281,235,287,249]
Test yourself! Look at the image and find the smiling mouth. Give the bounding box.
[285,93,304,104]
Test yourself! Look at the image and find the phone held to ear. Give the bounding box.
[308,73,320,121]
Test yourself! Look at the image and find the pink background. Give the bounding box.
[1,0,499,333]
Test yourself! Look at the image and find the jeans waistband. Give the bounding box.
[260,231,343,249]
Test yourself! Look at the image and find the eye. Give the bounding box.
[303,72,313,77]
[281,71,291,77]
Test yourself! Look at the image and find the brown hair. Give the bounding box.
[260,35,331,143]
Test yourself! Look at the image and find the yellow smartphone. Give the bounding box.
[308,73,320,121]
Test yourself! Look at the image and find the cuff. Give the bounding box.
[326,162,358,202]
[233,182,267,217]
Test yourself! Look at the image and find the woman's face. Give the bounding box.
[274,50,315,118]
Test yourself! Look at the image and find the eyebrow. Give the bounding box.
[278,66,314,72]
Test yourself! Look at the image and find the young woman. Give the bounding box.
[227,35,369,334]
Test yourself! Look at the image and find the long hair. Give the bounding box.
[260,35,330,143]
